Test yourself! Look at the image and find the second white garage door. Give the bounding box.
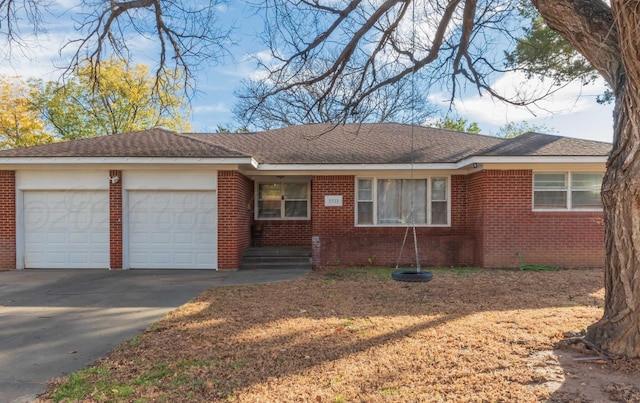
[128,191,217,269]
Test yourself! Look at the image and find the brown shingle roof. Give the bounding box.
[0,124,611,163]
[476,132,611,157]
[0,127,248,158]
[187,123,506,164]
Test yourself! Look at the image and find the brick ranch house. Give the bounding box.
[0,123,610,271]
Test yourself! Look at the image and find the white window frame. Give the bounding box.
[532,172,603,211]
[255,180,311,220]
[355,176,451,227]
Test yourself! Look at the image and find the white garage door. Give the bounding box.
[24,190,109,269]
[128,191,217,269]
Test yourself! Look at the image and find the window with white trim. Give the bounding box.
[533,172,603,210]
[356,177,449,226]
[256,181,310,219]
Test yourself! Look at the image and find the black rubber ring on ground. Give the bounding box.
[391,270,433,282]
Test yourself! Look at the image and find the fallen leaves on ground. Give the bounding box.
[41,267,640,402]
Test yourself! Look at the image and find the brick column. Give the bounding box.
[0,171,16,270]
[217,171,253,270]
[109,170,123,269]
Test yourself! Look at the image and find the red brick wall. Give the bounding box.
[0,171,15,270]
[217,171,253,270]
[109,170,122,269]
[468,170,605,268]
[311,175,474,267]
[252,220,312,247]
[467,171,487,265]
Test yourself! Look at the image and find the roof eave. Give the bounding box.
[253,163,459,171]
[456,155,609,168]
[0,156,256,166]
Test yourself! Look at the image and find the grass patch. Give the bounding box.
[324,265,483,280]
[323,266,396,280]
[430,266,483,276]
[51,366,133,402]
[176,359,213,369]
[133,363,171,386]
[520,264,561,271]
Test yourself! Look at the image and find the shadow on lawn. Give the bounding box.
[47,267,610,401]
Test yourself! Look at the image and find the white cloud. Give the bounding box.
[429,71,613,142]
[0,31,72,80]
[193,103,230,114]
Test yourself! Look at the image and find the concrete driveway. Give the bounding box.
[0,268,309,402]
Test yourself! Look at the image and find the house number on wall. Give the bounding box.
[324,195,343,207]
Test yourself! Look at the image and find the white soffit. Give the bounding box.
[16,169,108,190]
[123,170,217,190]
[456,155,608,167]
[0,157,255,166]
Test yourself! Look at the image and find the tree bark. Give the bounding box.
[583,0,640,358]
[586,86,640,358]
[534,0,640,357]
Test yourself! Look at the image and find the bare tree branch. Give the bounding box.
[57,0,232,103]
[246,0,614,125]
[0,0,48,54]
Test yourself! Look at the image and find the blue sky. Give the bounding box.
[0,1,615,143]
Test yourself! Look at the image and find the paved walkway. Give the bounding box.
[0,268,310,402]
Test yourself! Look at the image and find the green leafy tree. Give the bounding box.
[0,76,55,149]
[215,125,250,133]
[33,59,191,139]
[495,121,556,138]
[505,2,613,104]
[434,116,481,134]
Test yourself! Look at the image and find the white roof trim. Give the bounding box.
[456,155,608,167]
[251,156,607,171]
[0,157,255,165]
[255,163,459,171]
[0,155,607,170]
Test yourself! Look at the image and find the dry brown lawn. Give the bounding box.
[42,267,640,402]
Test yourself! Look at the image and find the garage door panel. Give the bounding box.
[91,232,109,243]
[46,253,65,264]
[197,232,216,243]
[174,233,193,244]
[129,253,147,265]
[25,233,45,243]
[70,253,89,263]
[152,253,171,265]
[69,233,88,244]
[128,191,217,269]
[46,234,66,244]
[196,253,215,264]
[174,253,193,264]
[24,191,109,269]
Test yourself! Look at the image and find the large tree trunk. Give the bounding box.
[586,85,640,358]
[584,1,640,358]
[534,0,640,357]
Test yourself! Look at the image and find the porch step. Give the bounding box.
[240,247,312,270]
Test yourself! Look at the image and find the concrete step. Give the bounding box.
[242,256,311,264]
[240,247,312,270]
[239,261,312,270]
[242,247,311,258]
